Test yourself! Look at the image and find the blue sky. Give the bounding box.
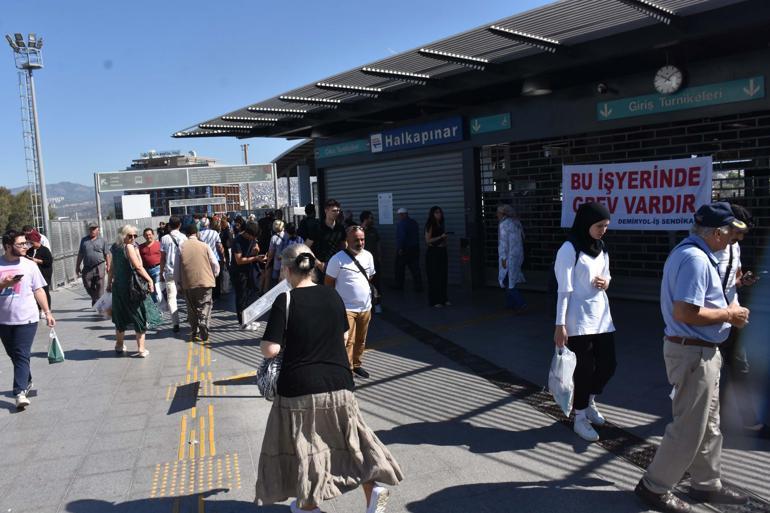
[1,0,549,189]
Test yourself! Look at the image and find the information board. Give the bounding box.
[96,164,274,192]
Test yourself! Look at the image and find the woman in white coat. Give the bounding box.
[497,204,526,311]
[553,202,616,442]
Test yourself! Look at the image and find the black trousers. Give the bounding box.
[232,270,256,325]
[425,246,448,305]
[395,247,423,290]
[720,327,758,426]
[568,332,616,410]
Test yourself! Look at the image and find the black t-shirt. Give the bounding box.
[231,234,257,274]
[310,221,346,263]
[263,286,354,398]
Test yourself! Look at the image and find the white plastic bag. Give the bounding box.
[93,292,113,319]
[548,346,577,417]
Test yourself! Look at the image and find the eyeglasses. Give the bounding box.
[126,234,138,239]
[13,242,31,248]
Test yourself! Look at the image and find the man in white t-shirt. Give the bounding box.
[325,226,376,378]
[159,216,187,333]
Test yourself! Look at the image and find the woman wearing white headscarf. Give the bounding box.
[497,204,526,311]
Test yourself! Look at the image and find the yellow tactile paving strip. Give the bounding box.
[150,452,241,498]
[152,337,244,511]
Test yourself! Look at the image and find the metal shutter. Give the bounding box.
[325,152,465,285]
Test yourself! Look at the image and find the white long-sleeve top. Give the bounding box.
[554,241,615,337]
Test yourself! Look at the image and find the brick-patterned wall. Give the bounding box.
[481,110,770,279]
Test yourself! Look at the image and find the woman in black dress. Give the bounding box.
[255,243,402,513]
[424,206,449,307]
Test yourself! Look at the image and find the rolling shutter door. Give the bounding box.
[325,152,465,285]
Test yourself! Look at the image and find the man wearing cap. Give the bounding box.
[394,207,423,291]
[75,222,111,306]
[635,202,750,513]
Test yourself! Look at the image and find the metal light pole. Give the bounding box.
[5,33,51,236]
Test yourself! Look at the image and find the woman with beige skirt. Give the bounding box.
[255,243,403,513]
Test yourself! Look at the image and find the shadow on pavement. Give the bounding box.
[64,490,279,513]
[376,420,567,454]
[405,479,647,513]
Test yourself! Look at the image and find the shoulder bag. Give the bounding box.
[256,291,289,401]
[344,249,381,306]
[126,246,149,305]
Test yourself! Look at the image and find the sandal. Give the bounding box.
[115,345,127,355]
[134,350,150,358]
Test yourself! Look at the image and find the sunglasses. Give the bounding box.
[126,234,138,239]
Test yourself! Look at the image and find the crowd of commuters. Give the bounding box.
[3,196,768,513]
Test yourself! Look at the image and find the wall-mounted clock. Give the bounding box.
[654,65,684,94]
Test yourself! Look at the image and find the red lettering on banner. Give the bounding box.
[624,194,698,214]
[648,196,660,213]
[573,196,618,213]
[639,170,652,189]
[688,167,701,186]
[683,193,695,213]
[674,168,688,187]
[571,173,592,190]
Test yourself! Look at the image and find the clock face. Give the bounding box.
[654,65,684,94]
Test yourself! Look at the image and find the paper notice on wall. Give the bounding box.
[378,193,393,225]
[561,157,713,230]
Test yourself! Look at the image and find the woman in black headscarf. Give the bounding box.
[553,202,616,442]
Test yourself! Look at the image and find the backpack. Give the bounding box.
[548,236,606,293]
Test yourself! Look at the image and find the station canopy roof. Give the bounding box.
[173,0,755,141]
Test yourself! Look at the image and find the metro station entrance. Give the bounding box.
[479,110,770,290]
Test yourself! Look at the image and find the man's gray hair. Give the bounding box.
[497,204,516,218]
[691,223,730,238]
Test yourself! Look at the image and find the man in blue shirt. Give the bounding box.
[394,208,423,292]
[635,202,750,513]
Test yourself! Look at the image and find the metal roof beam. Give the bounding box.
[360,67,431,85]
[487,26,561,53]
[221,115,279,124]
[417,48,489,71]
[246,106,308,118]
[615,0,676,25]
[315,82,382,97]
[278,95,342,108]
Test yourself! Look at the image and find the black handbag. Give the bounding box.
[126,247,149,304]
[344,249,381,306]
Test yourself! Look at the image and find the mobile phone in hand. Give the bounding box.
[12,274,23,281]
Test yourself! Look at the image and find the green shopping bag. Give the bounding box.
[47,328,65,364]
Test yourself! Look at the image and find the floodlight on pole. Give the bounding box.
[5,32,50,236]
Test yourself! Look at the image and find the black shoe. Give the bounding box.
[635,480,691,513]
[173,324,180,333]
[689,487,748,505]
[353,367,370,379]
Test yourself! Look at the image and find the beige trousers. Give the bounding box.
[642,338,723,494]
[345,309,372,369]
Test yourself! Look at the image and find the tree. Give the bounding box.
[7,190,35,230]
[0,187,12,231]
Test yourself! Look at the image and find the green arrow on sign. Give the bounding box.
[597,76,765,121]
[470,113,511,135]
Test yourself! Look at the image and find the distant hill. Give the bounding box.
[8,178,299,219]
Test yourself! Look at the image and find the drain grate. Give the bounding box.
[381,309,770,513]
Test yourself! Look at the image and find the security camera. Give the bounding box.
[596,82,609,94]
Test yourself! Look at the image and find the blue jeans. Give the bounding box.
[502,276,527,309]
[0,322,37,396]
[147,265,161,303]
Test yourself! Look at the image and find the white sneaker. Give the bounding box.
[574,414,599,442]
[367,486,390,513]
[586,401,606,426]
[16,392,30,410]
